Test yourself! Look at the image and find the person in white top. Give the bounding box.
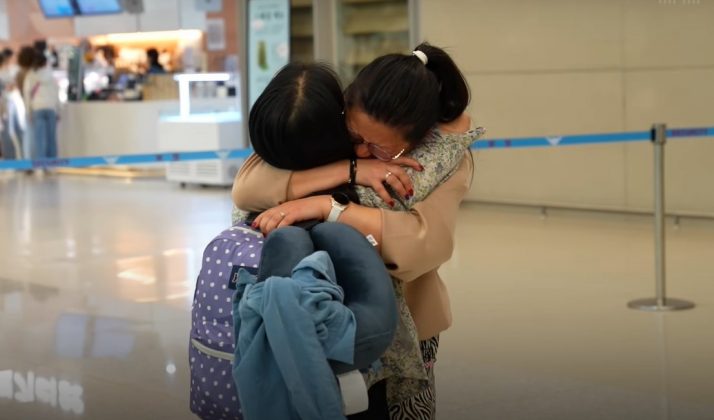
[22,50,59,159]
[0,48,24,159]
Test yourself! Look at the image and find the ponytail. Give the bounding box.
[413,42,470,123]
[345,42,470,144]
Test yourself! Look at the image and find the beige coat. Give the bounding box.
[232,154,474,340]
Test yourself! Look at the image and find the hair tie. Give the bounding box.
[412,50,428,65]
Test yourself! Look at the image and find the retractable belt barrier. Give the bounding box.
[471,126,713,150]
[1,126,711,171]
[0,149,254,171]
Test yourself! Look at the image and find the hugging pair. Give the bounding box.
[232,42,480,419]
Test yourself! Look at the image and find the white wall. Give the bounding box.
[420,0,714,216]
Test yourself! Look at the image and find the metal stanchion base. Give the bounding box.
[627,298,695,312]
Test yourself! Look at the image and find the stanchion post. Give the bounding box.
[628,123,695,312]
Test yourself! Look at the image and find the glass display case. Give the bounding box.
[336,0,410,82]
[290,0,314,62]
[239,0,413,118]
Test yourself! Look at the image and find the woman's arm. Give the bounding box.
[252,195,383,247]
[287,160,353,200]
[378,155,473,282]
[254,155,474,282]
[232,153,292,211]
[232,154,354,210]
[232,154,421,211]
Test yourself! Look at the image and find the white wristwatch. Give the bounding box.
[327,193,350,222]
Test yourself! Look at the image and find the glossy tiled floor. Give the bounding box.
[1,173,713,420]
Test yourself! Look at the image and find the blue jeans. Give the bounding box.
[1,103,23,159]
[31,108,57,159]
[1,117,17,159]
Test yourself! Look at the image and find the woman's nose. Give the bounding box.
[354,143,371,158]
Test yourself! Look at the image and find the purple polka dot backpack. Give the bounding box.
[189,223,263,419]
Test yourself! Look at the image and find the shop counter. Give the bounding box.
[58,98,238,158]
[157,111,246,186]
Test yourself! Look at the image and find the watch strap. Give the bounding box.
[327,198,347,222]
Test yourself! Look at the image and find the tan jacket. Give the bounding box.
[232,154,474,340]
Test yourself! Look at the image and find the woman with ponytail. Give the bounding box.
[233,43,482,419]
[344,43,470,144]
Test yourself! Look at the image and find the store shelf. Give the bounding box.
[289,47,313,63]
[291,8,314,37]
[291,0,312,8]
[336,0,410,80]
[343,2,408,35]
[340,32,409,66]
[290,1,314,62]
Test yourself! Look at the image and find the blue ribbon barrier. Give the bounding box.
[667,127,714,138]
[1,126,712,171]
[0,148,253,171]
[471,126,714,150]
[471,130,651,150]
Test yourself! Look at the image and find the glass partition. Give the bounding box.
[290,0,314,62]
[336,0,410,82]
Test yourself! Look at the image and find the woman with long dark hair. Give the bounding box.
[234,43,479,419]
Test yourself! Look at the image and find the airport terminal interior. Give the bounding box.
[1,0,714,419]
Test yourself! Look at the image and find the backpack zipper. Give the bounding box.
[191,338,234,362]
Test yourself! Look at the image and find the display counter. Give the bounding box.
[157,112,246,186]
[57,98,239,157]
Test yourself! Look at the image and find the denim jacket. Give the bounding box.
[232,251,355,420]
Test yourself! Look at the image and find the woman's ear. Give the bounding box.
[354,144,371,159]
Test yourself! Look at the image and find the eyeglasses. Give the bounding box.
[350,137,406,162]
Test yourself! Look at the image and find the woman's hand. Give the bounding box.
[355,157,423,206]
[252,195,331,235]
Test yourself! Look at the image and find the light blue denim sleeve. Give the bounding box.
[232,252,355,420]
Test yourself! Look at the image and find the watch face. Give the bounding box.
[332,192,350,205]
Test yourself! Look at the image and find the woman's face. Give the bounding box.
[346,108,410,161]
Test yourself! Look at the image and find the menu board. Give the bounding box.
[247,0,290,108]
[75,0,122,15]
[0,0,8,39]
[38,0,76,18]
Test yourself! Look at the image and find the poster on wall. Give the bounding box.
[206,18,226,51]
[247,0,290,108]
[0,0,9,40]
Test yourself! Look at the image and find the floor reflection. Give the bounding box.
[1,174,713,419]
[0,370,85,415]
[0,175,225,419]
